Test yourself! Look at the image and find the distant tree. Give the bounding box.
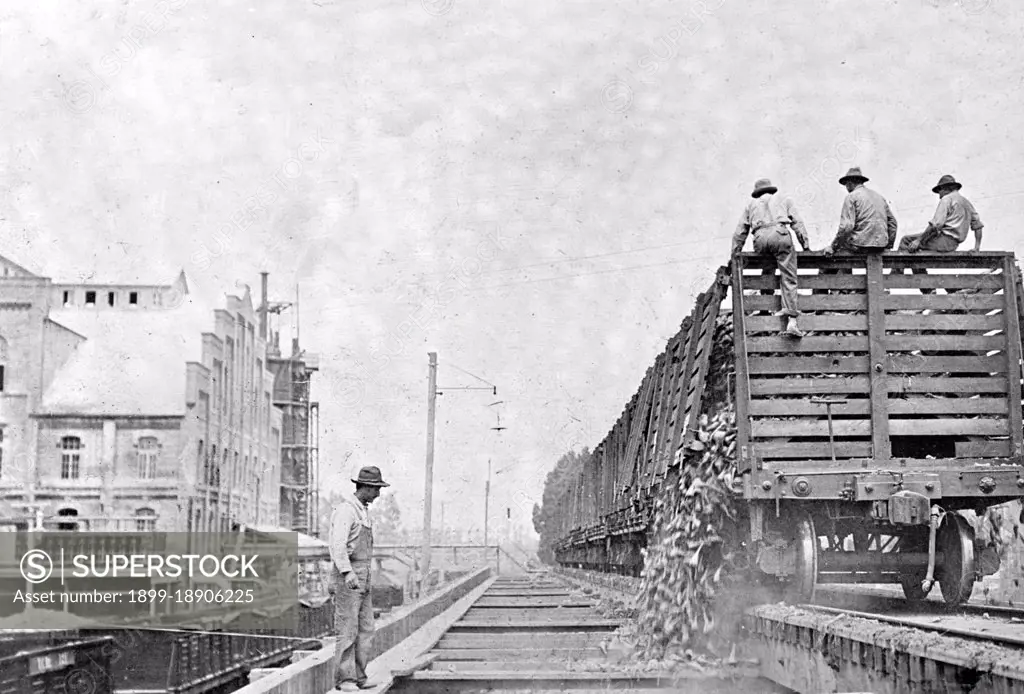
[370,491,406,544]
[534,448,590,564]
[316,489,345,539]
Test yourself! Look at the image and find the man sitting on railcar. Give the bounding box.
[732,177,812,339]
[896,174,984,294]
[823,166,898,257]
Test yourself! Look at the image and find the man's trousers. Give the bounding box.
[752,227,800,317]
[334,564,374,688]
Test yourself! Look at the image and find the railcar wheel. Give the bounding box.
[786,514,818,603]
[938,512,976,607]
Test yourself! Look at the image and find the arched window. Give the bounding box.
[136,436,159,479]
[60,436,81,479]
[135,508,157,532]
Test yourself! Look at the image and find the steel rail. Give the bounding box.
[802,603,1024,649]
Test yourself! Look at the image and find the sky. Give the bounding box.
[3,0,1024,539]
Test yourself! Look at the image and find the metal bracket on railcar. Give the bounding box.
[877,490,932,526]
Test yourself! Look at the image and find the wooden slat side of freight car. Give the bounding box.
[734,251,1024,469]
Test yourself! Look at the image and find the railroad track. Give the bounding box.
[387,572,783,693]
[814,584,1024,620]
[806,585,1024,650]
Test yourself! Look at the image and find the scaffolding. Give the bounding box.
[260,273,322,537]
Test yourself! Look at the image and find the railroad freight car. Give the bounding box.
[550,251,1024,606]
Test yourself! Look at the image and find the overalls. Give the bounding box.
[333,508,374,688]
[752,196,800,317]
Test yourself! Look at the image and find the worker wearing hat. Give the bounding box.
[824,167,898,256]
[732,177,812,338]
[330,465,390,691]
[898,174,984,254]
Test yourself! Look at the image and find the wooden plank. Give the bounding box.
[750,376,870,395]
[616,371,656,493]
[748,356,869,374]
[653,333,685,476]
[391,653,438,677]
[751,419,872,437]
[884,335,1007,351]
[1001,256,1024,457]
[436,633,607,649]
[884,274,1005,290]
[887,376,1008,393]
[749,399,871,416]
[955,440,1012,457]
[744,274,866,290]
[753,417,1009,438]
[451,620,620,629]
[885,294,1005,311]
[746,314,868,332]
[743,294,866,311]
[887,398,1009,415]
[887,355,1007,373]
[885,313,1006,331]
[752,376,1014,396]
[666,315,700,470]
[746,336,869,353]
[757,442,873,459]
[732,260,755,471]
[674,287,725,468]
[432,648,605,661]
[361,574,497,694]
[882,254,1008,270]
[888,419,1009,436]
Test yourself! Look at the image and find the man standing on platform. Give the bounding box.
[330,466,390,691]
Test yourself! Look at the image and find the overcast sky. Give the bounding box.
[4,0,1024,537]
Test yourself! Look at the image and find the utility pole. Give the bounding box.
[484,459,490,546]
[421,352,438,593]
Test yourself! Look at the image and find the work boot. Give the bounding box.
[783,318,804,338]
[336,683,359,692]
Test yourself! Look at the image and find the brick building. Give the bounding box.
[0,253,283,532]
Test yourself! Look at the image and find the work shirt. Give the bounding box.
[832,185,897,250]
[929,191,983,243]
[732,193,810,255]
[329,492,372,573]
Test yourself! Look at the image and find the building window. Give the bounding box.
[136,436,159,479]
[0,429,4,477]
[85,291,96,306]
[63,290,71,306]
[129,291,138,305]
[107,291,116,306]
[135,508,157,532]
[197,439,205,484]
[56,507,79,531]
[60,436,82,479]
[210,444,217,486]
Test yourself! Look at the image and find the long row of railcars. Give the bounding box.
[550,250,1024,606]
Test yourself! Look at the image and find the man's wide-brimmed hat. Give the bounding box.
[751,178,777,198]
[932,174,963,193]
[352,466,390,487]
[839,167,869,185]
